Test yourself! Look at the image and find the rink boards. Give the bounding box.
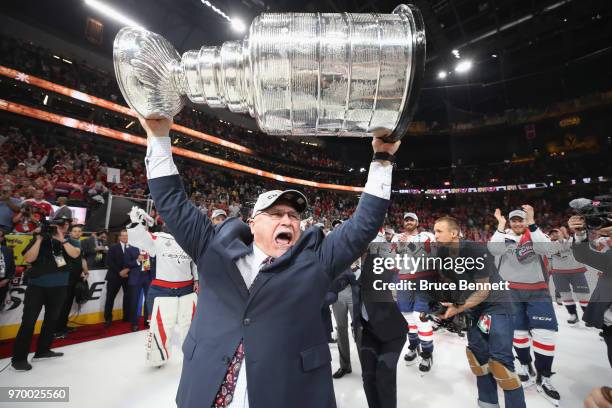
[0,269,125,340]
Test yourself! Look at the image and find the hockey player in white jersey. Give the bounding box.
[488,206,560,406]
[393,212,436,374]
[548,227,590,325]
[127,207,199,367]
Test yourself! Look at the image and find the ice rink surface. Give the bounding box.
[1,303,609,407]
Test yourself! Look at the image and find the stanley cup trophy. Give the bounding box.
[113,4,425,141]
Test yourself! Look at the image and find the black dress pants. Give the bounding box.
[104,277,129,323]
[12,285,67,362]
[358,319,406,408]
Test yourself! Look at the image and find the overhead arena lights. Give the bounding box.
[84,0,145,29]
[455,0,574,49]
[455,59,473,74]
[231,18,247,33]
[200,0,247,33]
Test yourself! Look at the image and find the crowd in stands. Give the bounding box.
[446,90,612,133]
[0,33,609,243]
[0,120,360,232]
[4,31,611,182]
[2,33,611,189]
[395,149,610,189]
[1,119,608,243]
[4,30,609,140]
[0,33,351,173]
[3,77,610,190]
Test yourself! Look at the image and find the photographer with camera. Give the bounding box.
[434,216,526,408]
[11,215,80,372]
[13,203,38,233]
[568,196,612,367]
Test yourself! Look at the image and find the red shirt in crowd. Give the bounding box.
[23,198,53,216]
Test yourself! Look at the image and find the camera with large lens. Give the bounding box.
[420,300,467,337]
[38,219,57,240]
[427,300,448,317]
[569,195,612,230]
[37,218,68,240]
[21,203,33,217]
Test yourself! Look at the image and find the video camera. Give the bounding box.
[36,218,70,240]
[427,300,449,317]
[420,301,467,337]
[569,195,612,230]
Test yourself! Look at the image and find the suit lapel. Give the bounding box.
[245,272,274,310]
[245,246,294,309]
[225,238,251,299]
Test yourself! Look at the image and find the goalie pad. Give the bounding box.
[488,359,522,390]
[146,296,178,367]
[466,347,489,376]
[177,292,198,346]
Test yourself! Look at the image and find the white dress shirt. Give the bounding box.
[228,243,269,407]
[144,135,393,407]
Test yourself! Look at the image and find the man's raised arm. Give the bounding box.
[127,222,157,257]
[319,137,399,278]
[140,117,214,260]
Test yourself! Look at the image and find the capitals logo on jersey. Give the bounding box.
[505,229,536,263]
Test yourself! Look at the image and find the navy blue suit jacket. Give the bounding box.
[354,251,407,342]
[149,174,388,408]
[105,243,126,282]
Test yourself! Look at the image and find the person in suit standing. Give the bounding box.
[330,263,360,378]
[139,116,398,408]
[330,218,360,379]
[124,244,153,331]
[104,229,130,327]
[353,235,407,408]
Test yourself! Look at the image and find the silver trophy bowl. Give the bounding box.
[113,4,426,140]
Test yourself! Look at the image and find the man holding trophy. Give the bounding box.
[113,4,426,407]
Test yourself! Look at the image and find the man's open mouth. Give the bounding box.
[274,231,293,246]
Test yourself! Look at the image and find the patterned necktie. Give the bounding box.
[211,256,274,407]
[261,256,274,267]
[212,342,245,407]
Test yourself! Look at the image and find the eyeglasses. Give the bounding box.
[256,209,301,222]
